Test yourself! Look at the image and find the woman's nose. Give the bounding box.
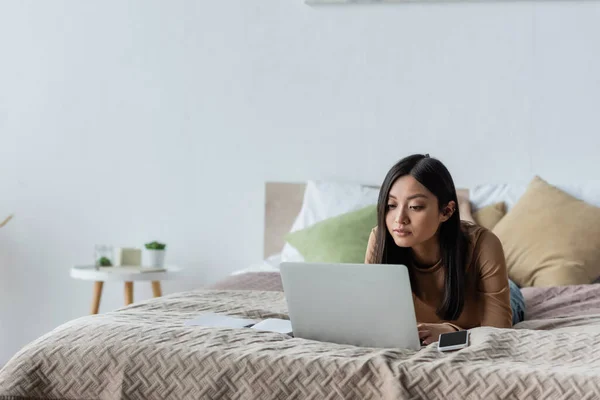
[394,208,408,224]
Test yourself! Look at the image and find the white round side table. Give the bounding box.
[70,265,184,314]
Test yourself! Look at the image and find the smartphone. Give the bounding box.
[437,330,469,352]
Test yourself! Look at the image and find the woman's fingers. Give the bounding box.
[422,337,434,345]
[418,323,435,345]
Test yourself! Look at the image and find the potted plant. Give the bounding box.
[144,241,167,267]
[98,256,112,267]
[94,244,114,269]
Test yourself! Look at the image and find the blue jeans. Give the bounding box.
[509,279,525,325]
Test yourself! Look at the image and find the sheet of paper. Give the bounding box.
[184,312,257,328]
[251,318,293,335]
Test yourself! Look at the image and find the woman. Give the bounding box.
[365,154,525,345]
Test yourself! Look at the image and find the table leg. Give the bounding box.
[91,281,103,315]
[151,281,162,297]
[124,281,134,305]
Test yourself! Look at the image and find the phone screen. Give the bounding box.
[438,330,468,348]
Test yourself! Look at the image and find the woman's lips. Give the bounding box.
[393,228,412,237]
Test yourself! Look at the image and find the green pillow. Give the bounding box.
[284,205,377,263]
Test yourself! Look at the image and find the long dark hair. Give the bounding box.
[372,154,469,321]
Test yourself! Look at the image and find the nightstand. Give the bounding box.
[70,265,184,314]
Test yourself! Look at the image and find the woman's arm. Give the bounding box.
[421,230,512,343]
[475,230,513,328]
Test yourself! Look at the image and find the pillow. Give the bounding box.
[284,205,377,264]
[470,183,528,212]
[472,202,506,230]
[492,176,600,287]
[470,180,600,212]
[281,181,379,262]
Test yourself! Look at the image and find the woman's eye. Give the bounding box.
[387,204,397,210]
[410,205,424,211]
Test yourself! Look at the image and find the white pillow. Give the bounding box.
[470,179,600,211]
[281,180,380,262]
[470,183,528,211]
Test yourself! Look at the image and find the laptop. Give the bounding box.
[279,262,421,350]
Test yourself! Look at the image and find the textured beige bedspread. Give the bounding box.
[1,289,600,400]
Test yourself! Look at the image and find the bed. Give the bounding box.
[2,181,600,399]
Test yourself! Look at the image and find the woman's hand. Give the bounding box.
[418,323,457,345]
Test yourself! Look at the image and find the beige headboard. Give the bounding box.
[264,182,468,258]
[264,182,306,258]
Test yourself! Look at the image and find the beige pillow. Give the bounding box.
[492,176,600,287]
[473,202,506,230]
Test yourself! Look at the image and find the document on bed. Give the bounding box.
[184,313,257,328]
[184,313,292,335]
[250,318,293,335]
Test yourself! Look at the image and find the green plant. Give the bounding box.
[145,241,166,250]
[98,257,112,267]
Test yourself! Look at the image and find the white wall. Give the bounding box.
[1,0,599,365]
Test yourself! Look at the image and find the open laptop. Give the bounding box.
[280,262,421,350]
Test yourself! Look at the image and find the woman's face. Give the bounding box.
[385,175,453,248]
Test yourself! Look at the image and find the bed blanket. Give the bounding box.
[1,289,600,400]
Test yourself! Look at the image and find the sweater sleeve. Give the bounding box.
[474,230,513,328]
[364,228,377,264]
